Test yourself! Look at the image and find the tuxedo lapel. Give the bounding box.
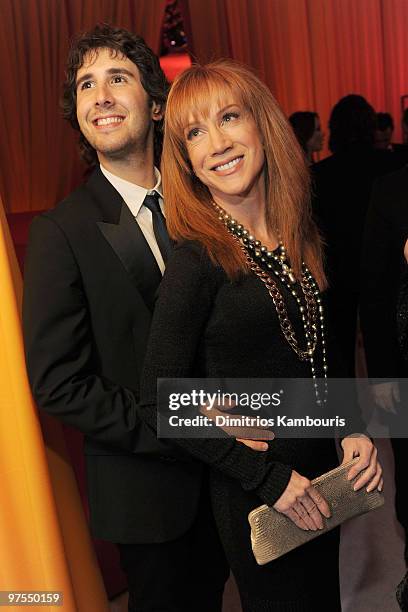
[97,203,162,311]
[86,167,162,312]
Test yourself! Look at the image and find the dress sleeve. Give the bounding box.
[139,242,292,507]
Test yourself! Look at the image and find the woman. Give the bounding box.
[140,61,382,611]
[289,111,324,164]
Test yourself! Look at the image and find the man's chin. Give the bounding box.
[94,141,134,161]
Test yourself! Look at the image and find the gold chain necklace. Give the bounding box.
[213,203,328,400]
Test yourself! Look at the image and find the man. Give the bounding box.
[374,112,394,150]
[374,112,408,166]
[360,166,408,564]
[312,95,401,376]
[23,25,231,612]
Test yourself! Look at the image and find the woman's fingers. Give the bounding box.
[293,502,318,531]
[352,447,378,491]
[346,447,374,482]
[274,452,383,535]
[341,437,384,494]
[366,462,383,493]
[274,471,331,531]
[307,486,331,519]
[285,507,310,531]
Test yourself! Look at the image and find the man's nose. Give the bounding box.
[94,83,113,107]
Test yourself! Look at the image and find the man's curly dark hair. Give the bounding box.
[62,24,169,167]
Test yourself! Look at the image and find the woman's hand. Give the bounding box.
[341,435,383,492]
[273,470,331,531]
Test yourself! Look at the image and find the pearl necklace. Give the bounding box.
[213,203,328,403]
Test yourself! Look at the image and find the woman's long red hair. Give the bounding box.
[161,60,326,288]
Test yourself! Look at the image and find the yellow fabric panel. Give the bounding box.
[0,198,108,611]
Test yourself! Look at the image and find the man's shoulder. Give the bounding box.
[28,174,109,249]
[45,184,90,221]
[41,167,111,228]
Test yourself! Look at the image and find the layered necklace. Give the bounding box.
[213,203,327,403]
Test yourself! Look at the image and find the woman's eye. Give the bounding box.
[187,128,201,140]
[222,112,239,124]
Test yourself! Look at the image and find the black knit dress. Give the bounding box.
[140,241,341,612]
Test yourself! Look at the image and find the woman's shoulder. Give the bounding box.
[170,240,216,271]
[164,240,225,288]
[173,239,208,257]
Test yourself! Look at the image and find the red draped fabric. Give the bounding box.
[0,0,166,213]
[2,0,408,209]
[185,0,408,155]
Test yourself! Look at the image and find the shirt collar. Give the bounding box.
[99,164,163,217]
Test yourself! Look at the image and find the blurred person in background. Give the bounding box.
[375,112,408,166]
[289,111,324,164]
[374,112,394,150]
[361,166,408,611]
[313,94,400,376]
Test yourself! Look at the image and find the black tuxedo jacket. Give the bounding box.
[23,167,202,543]
[360,165,408,378]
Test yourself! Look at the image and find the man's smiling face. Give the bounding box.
[76,47,159,163]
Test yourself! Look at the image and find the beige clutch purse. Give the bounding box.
[248,458,384,565]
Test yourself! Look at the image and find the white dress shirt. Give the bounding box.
[100,164,166,274]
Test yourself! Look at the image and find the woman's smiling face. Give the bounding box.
[184,95,265,206]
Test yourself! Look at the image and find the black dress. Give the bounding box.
[140,241,341,612]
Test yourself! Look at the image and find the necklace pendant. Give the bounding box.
[281,262,296,284]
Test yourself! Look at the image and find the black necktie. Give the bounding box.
[143,192,172,263]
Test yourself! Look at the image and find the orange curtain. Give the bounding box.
[381,0,408,138]
[0,0,166,213]
[3,0,408,213]
[186,0,408,146]
[0,195,108,610]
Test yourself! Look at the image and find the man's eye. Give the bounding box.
[80,81,93,91]
[112,75,126,84]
